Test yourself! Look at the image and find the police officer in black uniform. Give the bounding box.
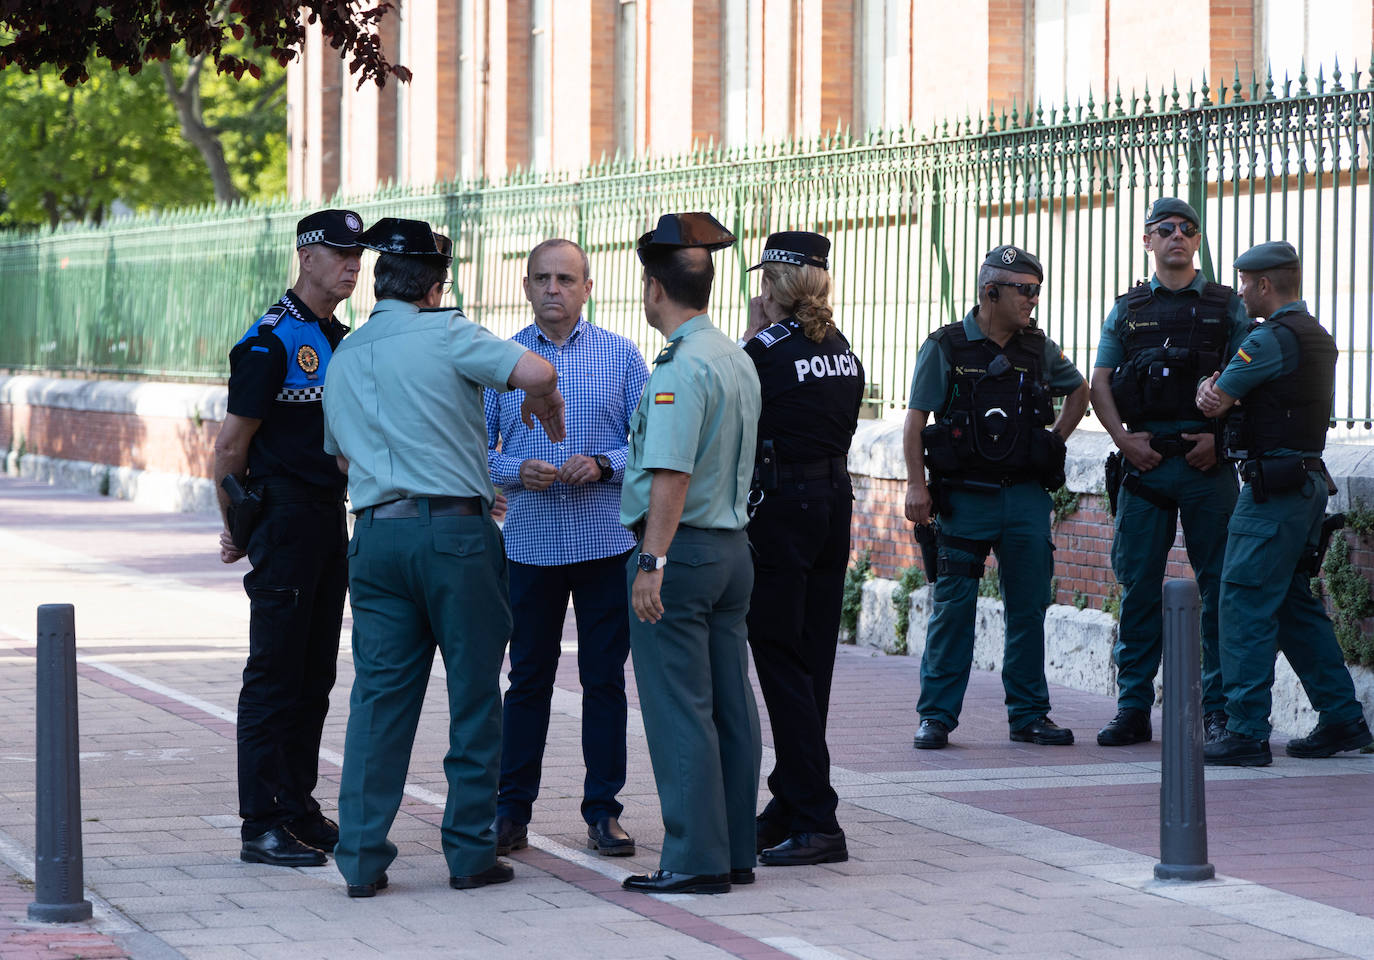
[214,209,364,867]
[742,231,864,867]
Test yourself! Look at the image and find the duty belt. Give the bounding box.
[366,496,484,519]
[1148,434,1197,459]
[776,456,848,483]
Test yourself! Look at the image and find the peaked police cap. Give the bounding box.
[747,231,830,271]
[296,209,365,249]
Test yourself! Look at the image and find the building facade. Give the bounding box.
[290,0,1372,202]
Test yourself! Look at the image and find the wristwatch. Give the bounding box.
[637,552,667,573]
[594,453,613,482]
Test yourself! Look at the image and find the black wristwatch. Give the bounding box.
[594,454,613,482]
[637,552,667,573]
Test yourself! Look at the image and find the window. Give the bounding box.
[1034,0,1094,109]
[1265,0,1356,85]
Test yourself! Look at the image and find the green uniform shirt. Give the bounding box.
[906,308,1084,413]
[620,314,761,531]
[1093,271,1250,434]
[323,299,528,510]
[1215,300,1319,458]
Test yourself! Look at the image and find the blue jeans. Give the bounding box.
[497,551,632,826]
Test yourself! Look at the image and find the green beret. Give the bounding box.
[1144,197,1200,226]
[1234,241,1300,272]
[983,245,1043,282]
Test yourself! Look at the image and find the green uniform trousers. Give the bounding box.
[1219,472,1363,740]
[1111,457,1236,713]
[627,526,761,876]
[919,481,1055,730]
[335,504,512,885]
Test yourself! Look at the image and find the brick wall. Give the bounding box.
[505,0,531,171]
[0,405,219,481]
[819,0,854,133]
[1208,0,1256,95]
[986,0,1029,115]
[691,0,722,146]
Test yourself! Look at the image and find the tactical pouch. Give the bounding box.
[1104,451,1124,516]
[1222,410,1250,461]
[913,523,940,583]
[758,439,779,493]
[1110,354,1150,425]
[222,474,265,551]
[921,421,961,476]
[1253,456,1309,497]
[1030,428,1067,491]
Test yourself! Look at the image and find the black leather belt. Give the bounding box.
[1149,434,1197,459]
[369,496,483,519]
[776,457,848,482]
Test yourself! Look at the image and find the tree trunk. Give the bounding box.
[160,58,242,205]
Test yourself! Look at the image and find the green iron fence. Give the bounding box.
[2,63,1374,427]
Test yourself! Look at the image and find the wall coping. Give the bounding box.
[849,411,1374,512]
[0,375,228,423]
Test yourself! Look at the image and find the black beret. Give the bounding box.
[1234,240,1300,272]
[358,217,453,263]
[296,209,364,249]
[747,231,830,271]
[983,245,1043,282]
[636,212,736,264]
[1145,197,1200,226]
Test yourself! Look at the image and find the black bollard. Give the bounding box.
[1154,579,1215,882]
[29,604,93,922]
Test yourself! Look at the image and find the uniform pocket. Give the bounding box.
[1222,514,1280,587]
[433,528,485,558]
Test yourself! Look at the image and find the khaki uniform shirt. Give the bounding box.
[323,299,527,510]
[620,314,761,531]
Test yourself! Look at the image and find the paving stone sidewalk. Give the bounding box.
[0,477,1371,960]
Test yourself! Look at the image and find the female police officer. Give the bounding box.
[741,231,865,867]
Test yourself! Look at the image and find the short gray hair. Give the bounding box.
[977,263,1025,293]
[527,238,590,281]
[374,254,449,303]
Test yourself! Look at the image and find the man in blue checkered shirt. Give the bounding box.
[484,239,650,857]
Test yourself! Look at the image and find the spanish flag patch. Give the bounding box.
[654,392,675,404]
[1238,348,1253,364]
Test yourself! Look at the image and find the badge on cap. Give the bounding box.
[1001,249,1017,265]
[344,213,362,233]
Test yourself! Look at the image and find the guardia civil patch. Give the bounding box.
[297,344,320,374]
[654,392,675,404]
[1238,348,1253,364]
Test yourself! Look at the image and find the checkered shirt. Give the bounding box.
[485,319,649,565]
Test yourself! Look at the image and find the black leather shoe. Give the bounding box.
[450,859,515,889]
[288,814,339,853]
[346,873,387,898]
[492,815,528,856]
[240,826,327,867]
[1096,708,1151,746]
[760,831,848,866]
[1204,710,1229,744]
[913,718,950,750]
[1010,716,1074,745]
[587,816,635,856]
[1204,730,1272,766]
[1285,717,1373,758]
[755,816,788,854]
[621,870,731,895]
[730,868,755,885]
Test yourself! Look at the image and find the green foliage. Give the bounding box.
[1073,590,1088,611]
[1344,498,1374,538]
[891,565,927,654]
[0,47,286,228]
[978,566,1002,599]
[1102,585,1122,620]
[1322,532,1374,666]
[1050,485,1080,525]
[0,61,207,227]
[839,551,873,638]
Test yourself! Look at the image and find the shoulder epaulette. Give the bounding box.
[752,322,792,348]
[653,339,681,365]
[256,304,289,329]
[1119,282,1153,308]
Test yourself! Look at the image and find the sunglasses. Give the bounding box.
[1149,221,1201,239]
[992,281,1042,298]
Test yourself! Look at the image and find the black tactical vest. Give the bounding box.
[1110,280,1234,426]
[1229,311,1336,456]
[930,321,1055,478]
